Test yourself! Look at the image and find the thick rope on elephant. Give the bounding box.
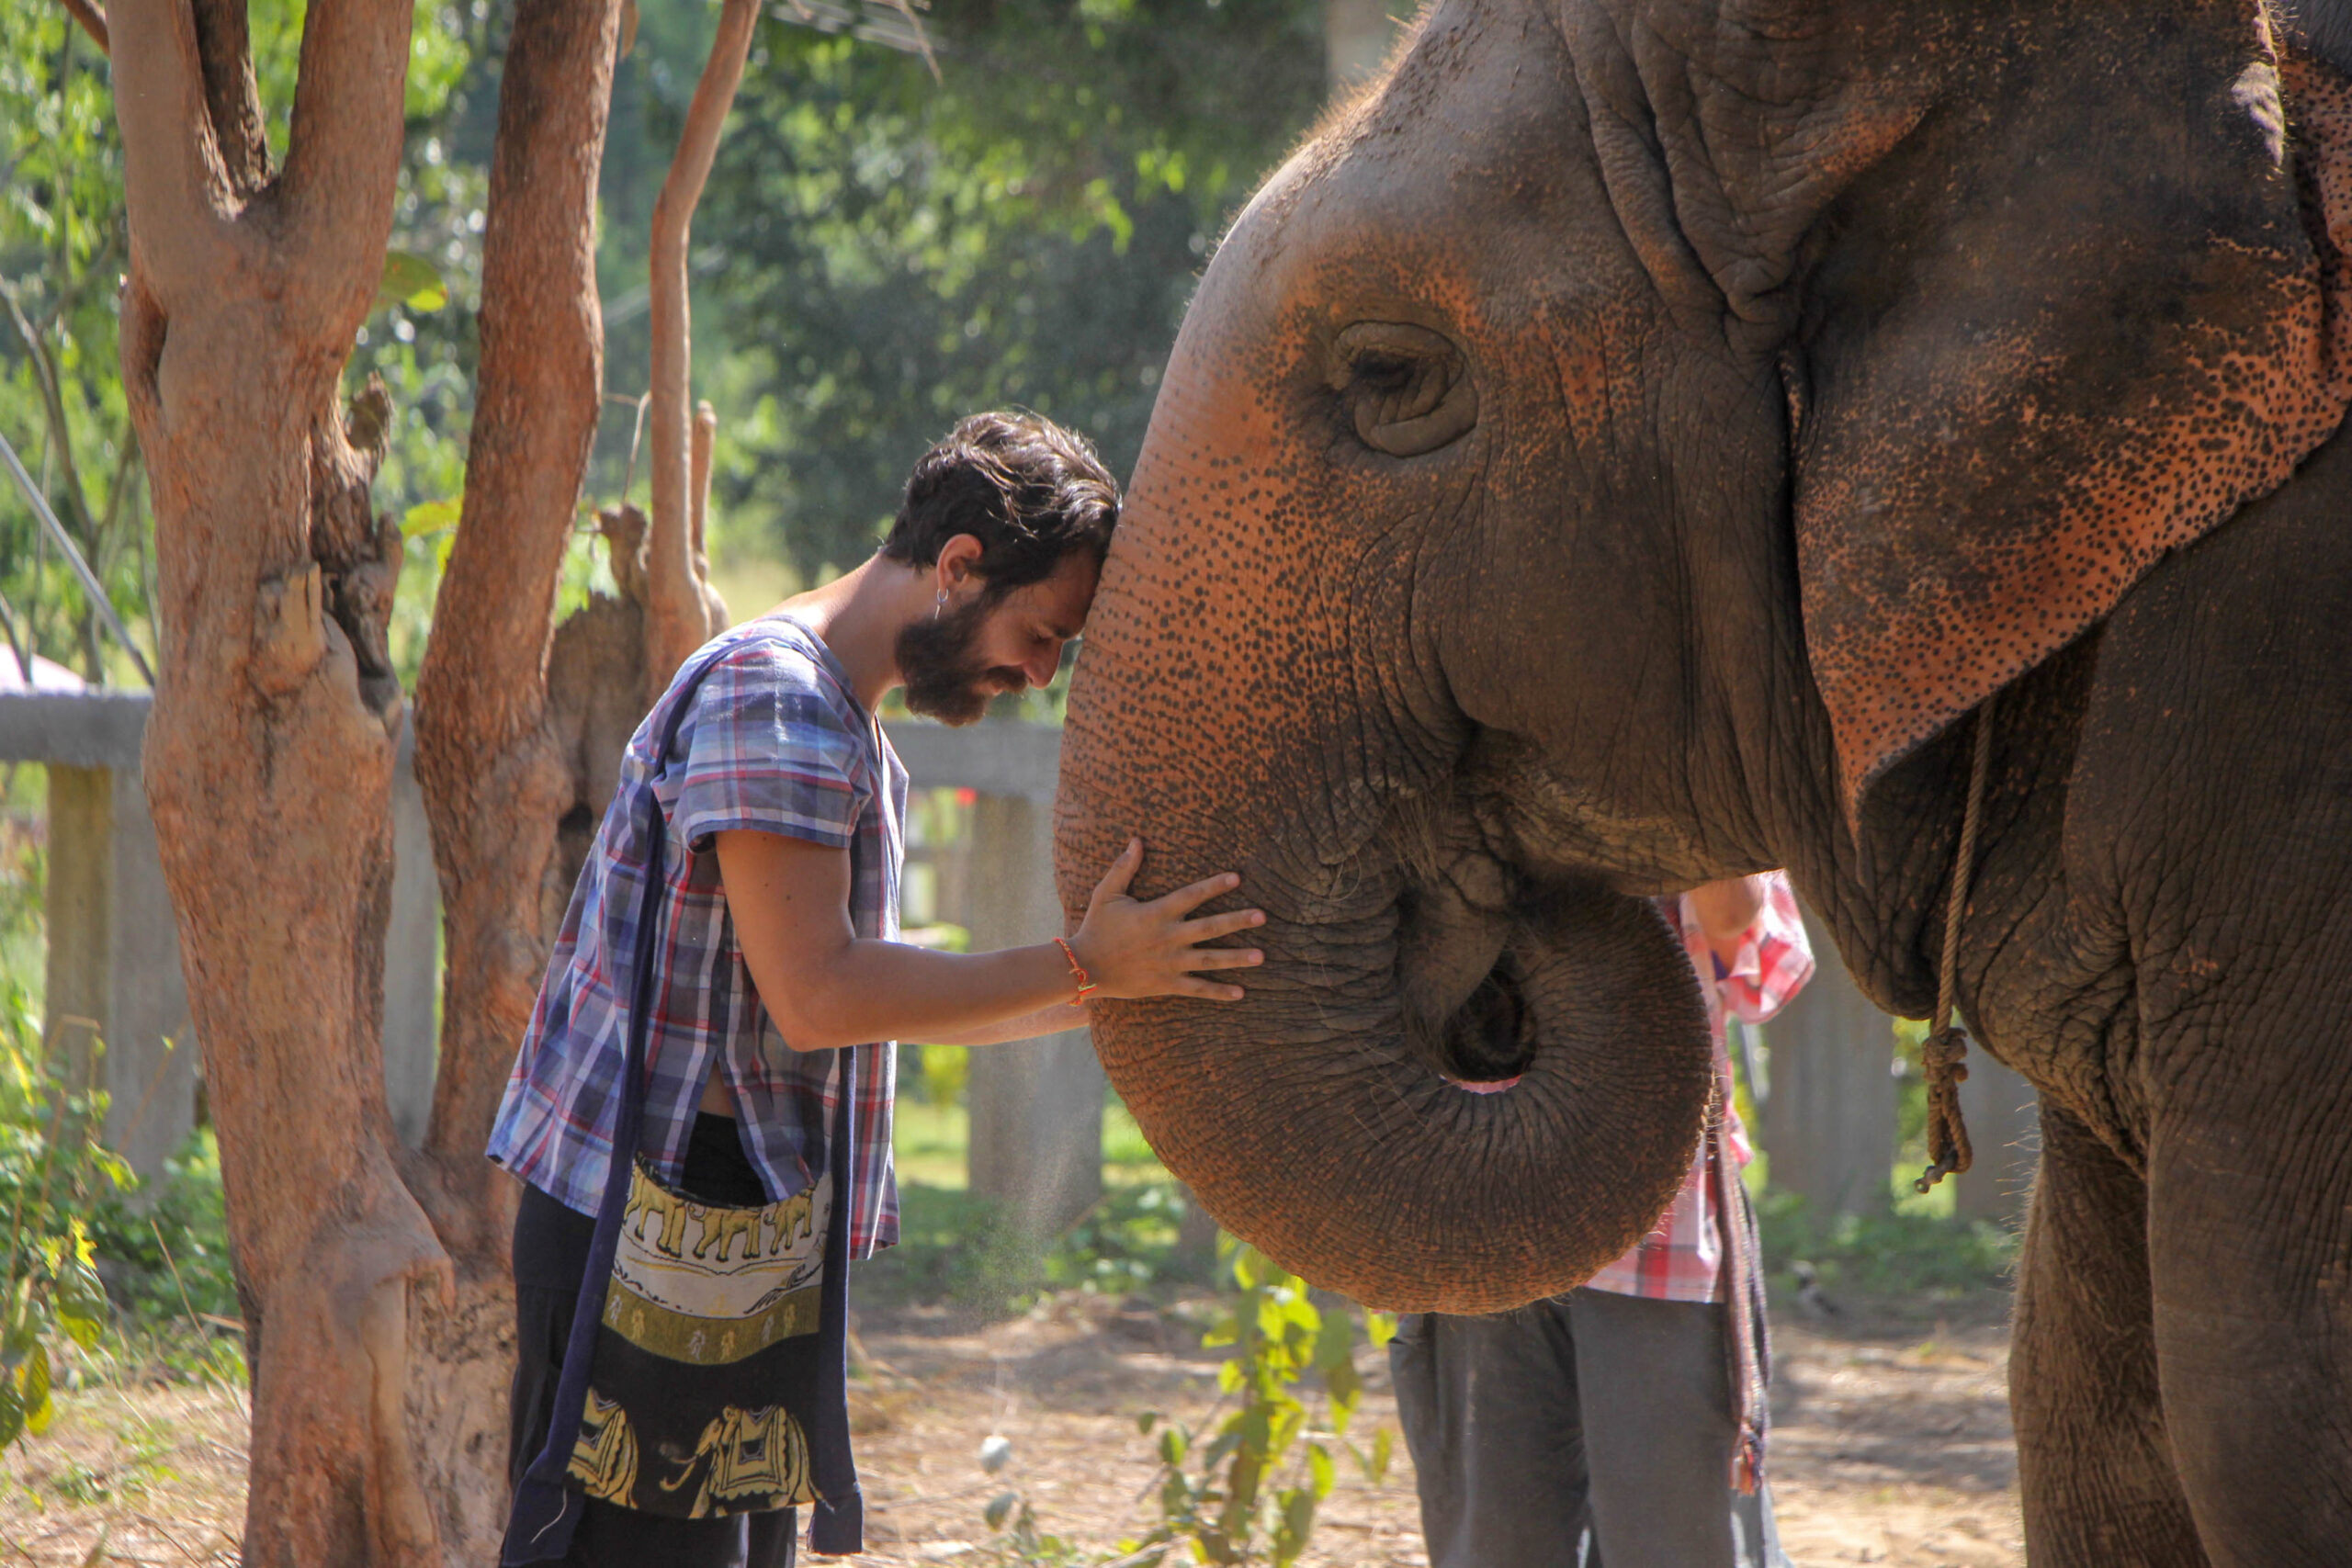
[1914,695,1996,1194]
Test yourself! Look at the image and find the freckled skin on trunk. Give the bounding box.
[1057,0,2352,1558]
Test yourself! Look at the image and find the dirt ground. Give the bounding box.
[0,1291,2019,1567]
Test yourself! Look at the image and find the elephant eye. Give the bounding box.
[1331,321,1479,457]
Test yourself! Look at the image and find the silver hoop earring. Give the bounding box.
[933,588,947,619]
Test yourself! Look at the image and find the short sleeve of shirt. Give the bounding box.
[673,637,870,853]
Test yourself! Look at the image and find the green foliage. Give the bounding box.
[685,0,1327,575]
[0,0,144,685]
[1132,1241,1394,1566]
[1042,1180,1196,1295]
[981,1239,1396,1566]
[0,765,42,1017]
[0,981,120,1454]
[1756,1187,2018,1302]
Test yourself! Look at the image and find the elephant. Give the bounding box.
[1050,1,2352,1562]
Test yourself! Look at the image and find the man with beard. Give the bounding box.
[491,412,1264,1567]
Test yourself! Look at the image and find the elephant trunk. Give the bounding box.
[1053,358,1719,1313]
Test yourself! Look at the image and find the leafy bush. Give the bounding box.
[1756,1186,2018,1302]
[1042,1181,1196,1296]
[0,980,120,1450]
[984,1240,1396,1568]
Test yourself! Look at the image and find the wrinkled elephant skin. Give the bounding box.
[1054,2,2352,1562]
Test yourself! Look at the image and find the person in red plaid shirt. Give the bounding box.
[1390,872,1815,1568]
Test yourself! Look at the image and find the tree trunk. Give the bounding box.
[402,0,629,1558]
[112,0,442,1562]
[114,0,630,1559]
[409,0,742,1545]
[117,0,755,1553]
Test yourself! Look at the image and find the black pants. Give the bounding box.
[509,1114,799,1568]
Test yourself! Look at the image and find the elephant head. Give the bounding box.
[1053,0,2352,1312]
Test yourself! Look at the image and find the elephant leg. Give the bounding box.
[2010,1106,2206,1568]
[2143,1067,2352,1566]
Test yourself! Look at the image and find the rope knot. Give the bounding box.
[1912,1023,1975,1193]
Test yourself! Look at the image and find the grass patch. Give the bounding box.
[894,1100,968,1190]
[1758,1186,2018,1303]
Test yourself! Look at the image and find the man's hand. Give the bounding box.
[1069,838,1264,1001]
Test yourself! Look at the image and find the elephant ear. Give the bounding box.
[1792,43,2352,809]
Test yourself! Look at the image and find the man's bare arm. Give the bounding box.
[716,830,1262,1053]
[910,1002,1091,1049]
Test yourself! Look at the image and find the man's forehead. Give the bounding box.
[1012,554,1102,635]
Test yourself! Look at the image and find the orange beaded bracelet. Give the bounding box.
[1054,937,1100,1004]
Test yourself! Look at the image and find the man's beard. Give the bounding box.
[897,594,1025,724]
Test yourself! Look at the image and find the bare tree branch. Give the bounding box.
[690,397,717,563]
[278,0,414,334]
[109,0,246,297]
[0,283,99,543]
[57,0,108,55]
[642,0,756,698]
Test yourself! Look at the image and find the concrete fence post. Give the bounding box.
[383,729,442,1147]
[41,760,198,1182]
[1756,906,1897,1219]
[961,791,1103,1237]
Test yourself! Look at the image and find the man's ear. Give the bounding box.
[934,533,986,593]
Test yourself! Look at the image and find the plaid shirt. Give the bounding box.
[487,616,905,1258]
[1583,872,1813,1303]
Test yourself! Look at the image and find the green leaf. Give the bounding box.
[1157,1425,1188,1467]
[0,1371,21,1450]
[1273,1487,1317,1567]
[376,249,447,313]
[3,1289,37,1362]
[1363,1311,1397,1349]
[1324,1356,1361,1431]
[402,496,463,538]
[1309,1303,1351,1365]
[1369,1426,1394,1486]
[19,1341,51,1435]
[1305,1440,1334,1500]
[983,1490,1017,1530]
[1135,1409,1159,1435]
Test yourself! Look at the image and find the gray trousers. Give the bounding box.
[1389,1289,1789,1568]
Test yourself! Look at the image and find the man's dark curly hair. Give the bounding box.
[879,412,1119,596]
